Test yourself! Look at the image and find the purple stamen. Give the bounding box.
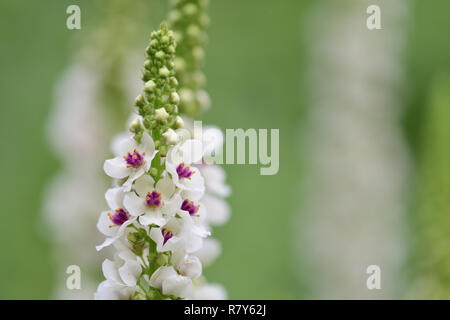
[176,162,194,179]
[146,190,161,207]
[123,149,145,168]
[108,208,129,226]
[161,228,173,245]
[181,199,200,216]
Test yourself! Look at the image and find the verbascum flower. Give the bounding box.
[95,23,222,300]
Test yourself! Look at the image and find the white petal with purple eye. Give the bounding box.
[149,227,179,252]
[123,192,146,217]
[96,217,136,251]
[156,174,175,199]
[97,211,117,237]
[104,157,131,179]
[134,174,155,197]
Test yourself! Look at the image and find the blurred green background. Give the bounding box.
[1,0,450,299]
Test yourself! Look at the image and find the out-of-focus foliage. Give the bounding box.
[409,74,450,298]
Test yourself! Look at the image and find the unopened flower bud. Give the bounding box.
[159,66,170,77]
[170,92,180,104]
[129,118,141,132]
[162,128,179,145]
[144,80,156,93]
[169,77,179,87]
[175,116,184,129]
[135,94,145,107]
[155,51,165,59]
[155,107,169,121]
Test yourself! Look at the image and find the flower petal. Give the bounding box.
[123,192,146,217]
[105,187,125,210]
[134,174,155,197]
[104,157,130,179]
[156,174,175,199]
[202,194,230,226]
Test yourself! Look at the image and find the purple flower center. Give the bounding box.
[146,190,161,207]
[108,208,129,226]
[176,162,194,179]
[161,228,173,245]
[123,149,145,168]
[181,199,200,216]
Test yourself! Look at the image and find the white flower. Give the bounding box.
[94,250,142,300]
[149,211,209,254]
[104,132,157,191]
[193,283,227,300]
[199,164,230,197]
[172,250,202,280]
[166,139,205,200]
[193,238,222,267]
[149,266,193,299]
[123,174,182,226]
[96,187,138,251]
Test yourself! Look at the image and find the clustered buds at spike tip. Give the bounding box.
[133,23,182,149]
[95,22,230,300]
[168,0,211,117]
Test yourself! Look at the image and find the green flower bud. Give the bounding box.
[170,92,180,104]
[159,145,168,157]
[175,115,184,129]
[156,253,170,266]
[135,94,145,107]
[150,39,159,48]
[169,77,179,87]
[155,51,165,59]
[129,118,142,133]
[155,107,170,121]
[159,66,170,77]
[144,80,156,93]
[162,128,179,145]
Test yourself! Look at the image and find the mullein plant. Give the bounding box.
[44,0,147,298]
[296,0,410,298]
[409,75,450,298]
[95,22,228,300]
